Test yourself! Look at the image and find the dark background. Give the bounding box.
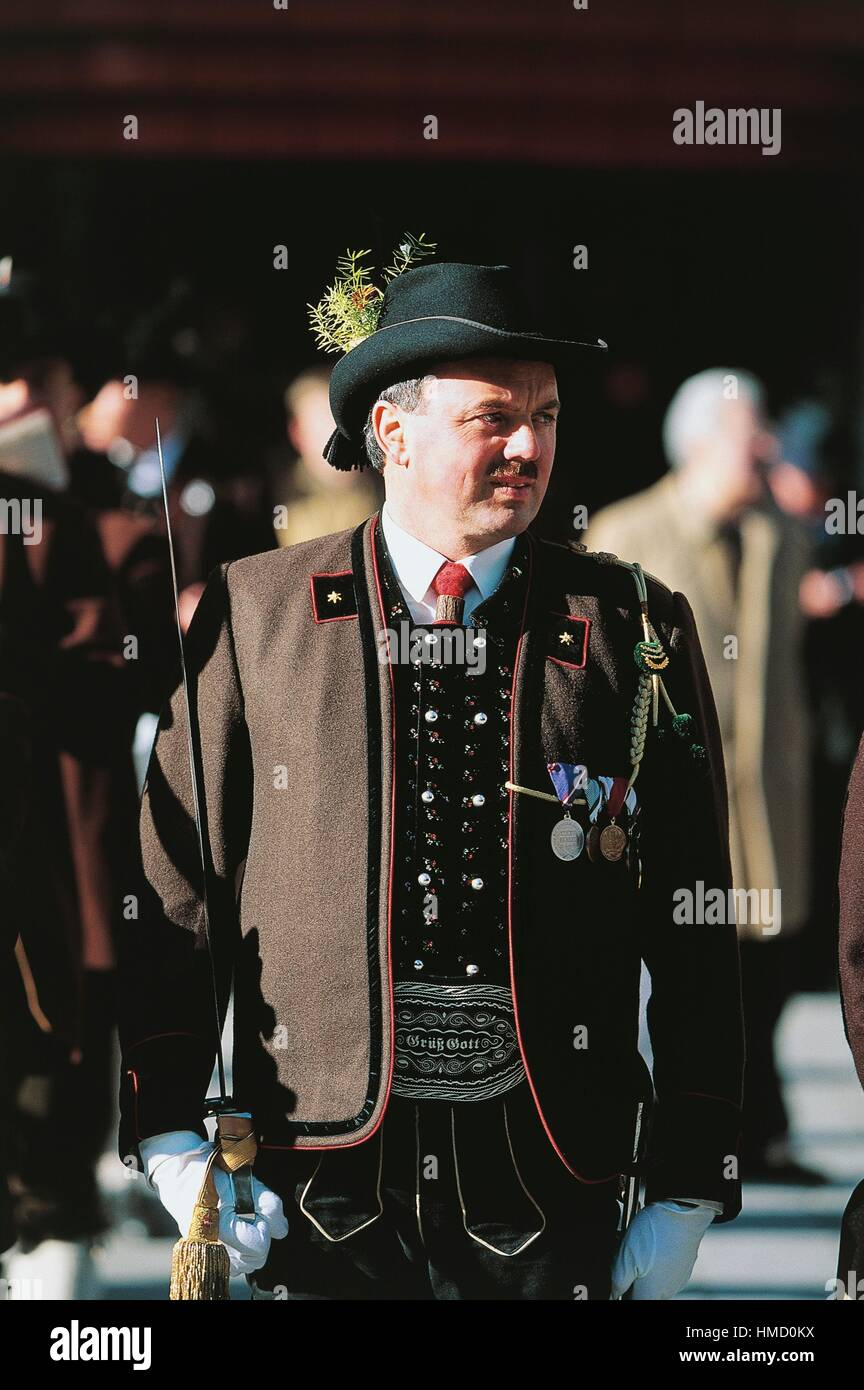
[0,0,861,536]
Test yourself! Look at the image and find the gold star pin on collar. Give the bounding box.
[311,570,358,623]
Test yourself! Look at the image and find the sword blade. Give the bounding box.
[155,418,227,1103]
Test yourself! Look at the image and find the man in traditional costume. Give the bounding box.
[119,246,744,1300]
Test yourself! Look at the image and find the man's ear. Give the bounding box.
[372,398,407,466]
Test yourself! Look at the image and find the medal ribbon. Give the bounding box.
[606,776,629,819]
[546,761,587,805]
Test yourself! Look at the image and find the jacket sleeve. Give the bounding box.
[637,588,745,1223]
[117,562,252,1167]
[838,730,864,1093]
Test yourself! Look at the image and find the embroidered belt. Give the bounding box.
[391,980,526,1101]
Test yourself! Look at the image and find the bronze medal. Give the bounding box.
[551,816,585,862]
[599,822,627,862]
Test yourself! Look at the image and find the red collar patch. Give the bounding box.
[545,611,590,669]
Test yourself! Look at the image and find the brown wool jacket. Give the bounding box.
[118,509,745,1220]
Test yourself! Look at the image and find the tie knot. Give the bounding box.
[432,561,473,600]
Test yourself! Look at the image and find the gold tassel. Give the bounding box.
[168,1116,257,1301]
[169,1234,230,1301]
[169,1146,230,1300]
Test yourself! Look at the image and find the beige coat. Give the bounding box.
[587,474,812,939]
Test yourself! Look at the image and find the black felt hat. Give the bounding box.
[323,262,607,470]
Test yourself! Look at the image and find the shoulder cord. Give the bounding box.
[508,557,706,810]
[622,560,707,789]
[623,562,676,793]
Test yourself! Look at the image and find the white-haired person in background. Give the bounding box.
[587,368,823,1184]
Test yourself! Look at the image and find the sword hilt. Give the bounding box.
[213,1111,257,1221]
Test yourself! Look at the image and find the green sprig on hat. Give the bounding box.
[308,232,437,355]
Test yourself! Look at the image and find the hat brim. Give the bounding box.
[329,316,607,441]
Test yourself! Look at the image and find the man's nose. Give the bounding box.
[504,423,541,461]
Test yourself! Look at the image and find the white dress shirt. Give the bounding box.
[380,501,516,625]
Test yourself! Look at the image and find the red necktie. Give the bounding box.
[431,561,473,625]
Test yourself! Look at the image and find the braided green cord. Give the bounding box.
[626,563,652,790]
[618,559,706,777]
[628,561,648,604]
[630,671,651,767]
[625,562,675,786]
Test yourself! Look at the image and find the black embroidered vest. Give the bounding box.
[374,523,532,1103]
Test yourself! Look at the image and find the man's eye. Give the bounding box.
[477,411,556,427]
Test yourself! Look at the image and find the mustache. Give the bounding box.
[487,463,537,479]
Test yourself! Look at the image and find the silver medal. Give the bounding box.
[551,816,585,861]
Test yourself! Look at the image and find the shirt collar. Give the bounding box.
[380,501,517,604]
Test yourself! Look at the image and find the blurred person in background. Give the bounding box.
[587,368,822,1184]
[0,261,149,1296]
[775,384,864,640]
[80,289,276,632]
[273,364,383,547]
[0,693,79,1283]
[0,258,176,717]
[775,386,864,990]
[0,693,31,1264]
[836,725,864,1290]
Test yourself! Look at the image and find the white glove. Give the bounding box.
[610,1199,719,1300]
[139,1130,289,1278]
